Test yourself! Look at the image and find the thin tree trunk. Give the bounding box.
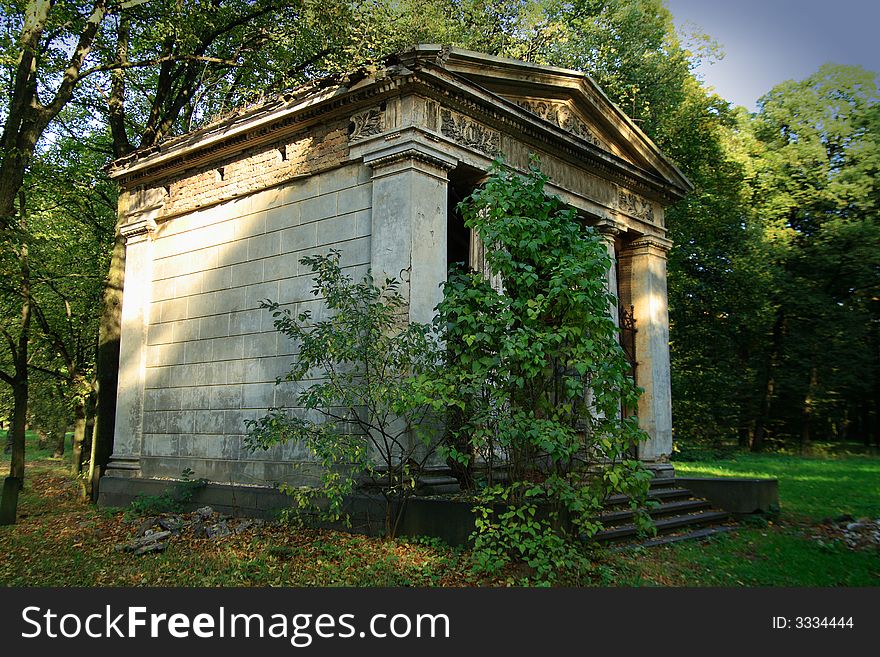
[9,375,28,487]
[737,424,751,449]
[752,311,784,452]
[752,375,773,452]
[872,300,880,448]
[87,404,101,501]
[71,398,87,477]
[800,366,818,451]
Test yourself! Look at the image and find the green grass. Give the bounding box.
[1,429,70,462]
[612,529,879,586]
[673,452,880,520]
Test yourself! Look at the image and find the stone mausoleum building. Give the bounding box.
[100,46,692,505]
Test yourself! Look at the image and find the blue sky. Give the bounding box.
[665,0,880,110]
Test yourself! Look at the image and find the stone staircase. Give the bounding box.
[593,476,734,545]
[412,469,736,547]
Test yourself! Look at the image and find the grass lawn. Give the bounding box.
[2,434,879,586]
[674,452,880,521]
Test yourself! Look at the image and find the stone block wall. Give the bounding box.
[139,161,372,485]
[156,119,350,218]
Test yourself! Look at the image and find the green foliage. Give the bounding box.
[427,162,654,582]
[742,65,880,448]
[469,483,589,584]
[125,468,207,518]
[245,250,441,536]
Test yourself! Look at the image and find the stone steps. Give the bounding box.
[594,476,734,545]
[608,526,736,551]
[598,498,711,525]
[605,486,694,507]
[412,470,735,547]
[593,509,730,543]
[415,475,462,495]
[636,525,736,548]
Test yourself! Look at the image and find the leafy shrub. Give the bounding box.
[425,160,655,582]
[126,468,206,517]
[245,251,441,537]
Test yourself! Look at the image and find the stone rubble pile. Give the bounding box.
[115,506,264,556]
[815,514,880,551]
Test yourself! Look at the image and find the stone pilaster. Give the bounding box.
[618,235,674,474]
[105,194,162,478]
[362,141,457,324]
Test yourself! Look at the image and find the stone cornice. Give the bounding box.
[107,74,407,188]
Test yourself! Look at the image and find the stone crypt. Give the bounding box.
[99,45,692,508]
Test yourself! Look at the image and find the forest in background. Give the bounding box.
[1,0,878,502]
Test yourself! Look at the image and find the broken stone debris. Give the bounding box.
[115,506,264,555]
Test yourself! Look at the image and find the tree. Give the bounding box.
[0,0,110,228]
[745,64,880,448]
[0,125,112,508]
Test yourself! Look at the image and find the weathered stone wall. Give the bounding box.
[139,161,372,485]
[153,118,350,218]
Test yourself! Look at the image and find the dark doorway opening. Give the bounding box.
[447,164,484,272]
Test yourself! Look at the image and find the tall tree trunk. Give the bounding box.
[8,194,31,489]
[90,225,125,498]
[86,12,134,501]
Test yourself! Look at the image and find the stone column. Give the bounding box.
[596,222,620,327]
[363,142,457,324]
[618,235,674,475]
[595,222,621,425]
[105,200,160,478]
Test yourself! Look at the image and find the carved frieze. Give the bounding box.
[616,187,655,223]
[349,107,384,142]
[515,100,604,150]
[440,108,501,157]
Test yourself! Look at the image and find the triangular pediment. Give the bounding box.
[406,46,692,196]
[503,95,633,164]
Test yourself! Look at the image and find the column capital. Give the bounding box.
[594,219,621,238]
[621,234,673,258]
[119,216,157,243]
[361,139,458,174]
